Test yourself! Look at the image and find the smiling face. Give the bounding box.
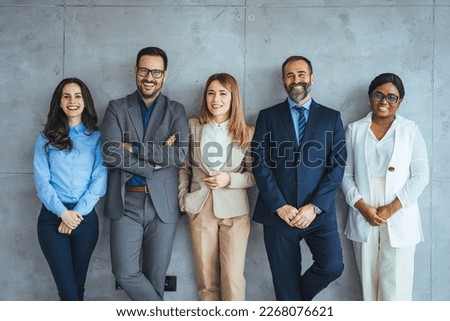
[283,59,314,104]
[369,82,402,120]
[60,82,85,126]
[134,55,166,105]
[206,80,232,123]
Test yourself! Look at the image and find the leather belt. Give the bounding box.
[126,185,149,193]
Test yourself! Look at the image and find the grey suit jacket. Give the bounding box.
[101,91,189,223]
[178,118,255,219]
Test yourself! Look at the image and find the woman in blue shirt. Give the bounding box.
[34,78,107,300]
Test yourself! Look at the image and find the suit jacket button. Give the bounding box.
[388,166,395,172]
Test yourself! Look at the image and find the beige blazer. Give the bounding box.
[178,118,255,219]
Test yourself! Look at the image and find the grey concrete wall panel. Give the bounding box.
[0,0,448,301]
[431,181,450,300]
[63,5,246,119]
[247,0,434,6]
[431,6,450,301]
[0,6,64,174]
[67,0,244,5]
[413,202,432,300]
[0,0,63,5]
[0,174,48,300]
[244,5,434,127]
[433,8,450,181]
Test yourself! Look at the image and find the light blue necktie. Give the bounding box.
[294,105,306,144]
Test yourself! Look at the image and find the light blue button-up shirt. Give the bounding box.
[288,97,312,143]
[33,123,107,217]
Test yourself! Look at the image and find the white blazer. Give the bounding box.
[342,112,429,248]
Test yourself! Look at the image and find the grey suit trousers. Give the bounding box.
[110,192,177,300]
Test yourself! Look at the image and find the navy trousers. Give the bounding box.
[263,221,344,301]
[37,204,99,300]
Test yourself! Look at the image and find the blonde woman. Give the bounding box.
[179,73,254,300]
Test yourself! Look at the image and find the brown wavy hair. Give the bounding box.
[197,73,251,147]
[43,78,97,151]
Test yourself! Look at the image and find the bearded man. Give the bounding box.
[251,56,347,301]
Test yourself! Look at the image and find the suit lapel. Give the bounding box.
[279,100,298,148]
[221,143,246,171]
[193,120,210,173]
[127,91,144,141]
[144,94,165,140]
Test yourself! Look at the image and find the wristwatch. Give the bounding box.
[312,204,322,214]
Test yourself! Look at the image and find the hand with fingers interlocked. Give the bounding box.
[203,172,230,190]
[60,210,83,230]
[276,204,298,226]
[290,204,317,229]
[355,199,387,226]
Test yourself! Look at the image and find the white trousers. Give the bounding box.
[353,177,416,301]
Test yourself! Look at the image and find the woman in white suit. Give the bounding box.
[179,73,255,300]
[342,73,429,300]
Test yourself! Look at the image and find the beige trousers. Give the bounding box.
[353,177,416,301]
[188,195,250,301]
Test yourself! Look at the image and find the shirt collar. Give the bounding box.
[288,97,312,111]
[137,92,159,109]
[209,119,229,131]
[69,122,87,135]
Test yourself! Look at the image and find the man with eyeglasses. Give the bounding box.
[101,47,188,300]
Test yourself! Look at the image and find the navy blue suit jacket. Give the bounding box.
[252,99,346,228]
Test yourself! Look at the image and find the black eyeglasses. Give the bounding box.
[136,67,165,79]
[371,92,400,104]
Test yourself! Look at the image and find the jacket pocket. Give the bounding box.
[184,187,210,215]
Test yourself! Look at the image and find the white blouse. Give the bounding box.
[201,120,232,172]
[366,122,396,178]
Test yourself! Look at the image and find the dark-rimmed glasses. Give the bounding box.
[370,92,399,104]
[136,67,164,79]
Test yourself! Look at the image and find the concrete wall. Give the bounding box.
[0,0,448,301]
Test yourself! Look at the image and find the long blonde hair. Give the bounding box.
[197,73,251,147]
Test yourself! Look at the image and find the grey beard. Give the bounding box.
[286,83,311,103]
